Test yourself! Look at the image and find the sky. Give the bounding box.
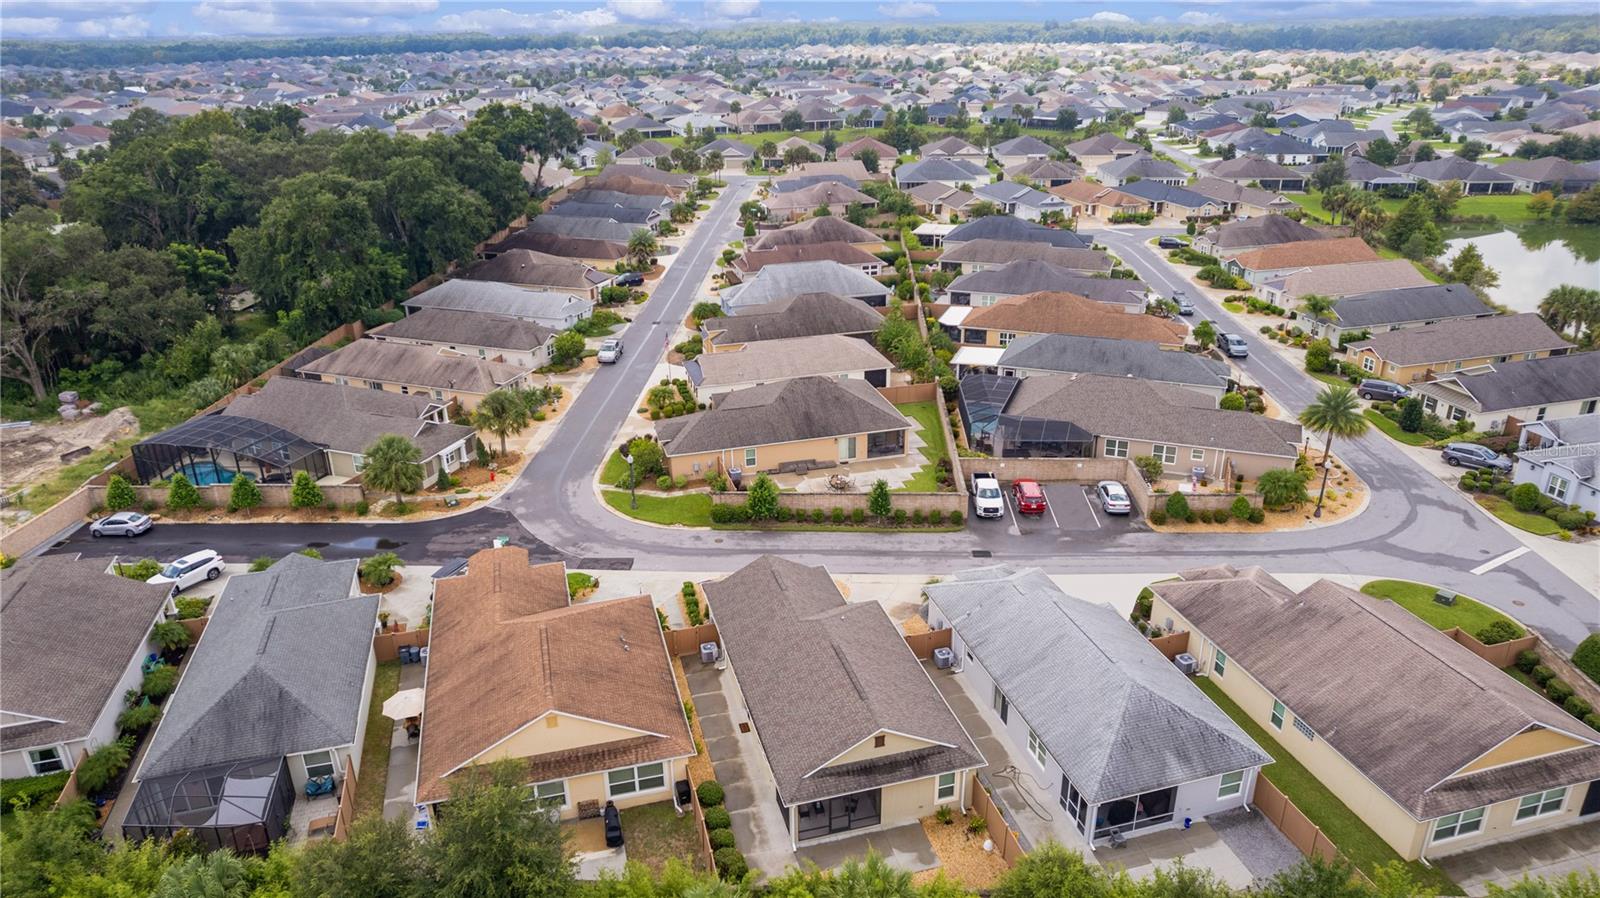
[1,0,1593,41]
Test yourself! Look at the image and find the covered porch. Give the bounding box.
[790,788,883,842]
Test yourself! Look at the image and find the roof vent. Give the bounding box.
[618,633,631,652]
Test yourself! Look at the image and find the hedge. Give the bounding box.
[1,771,69,814]
[713,848,748,880]
[703,806,731,830]
[1573,634,1600,686]
[697,780,725,807]
[709,828,736,849]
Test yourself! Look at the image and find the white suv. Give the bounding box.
[146,549,225,595]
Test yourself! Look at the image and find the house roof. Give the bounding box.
[1347,314,1570,366]
[963,291,1188,344]
[750,216,880,250]
[940,239,1111,271]
[138,555,377,779]
[719,260,888,311]
[703,293,884,344]
[837,136,897,160]
[703,556,982,806]
[0,556,172,752]
[1152,567,1600,820]
[1318,283,1491,328]
[416,546,692,804]
[223,377,473,458]
[1394,157,1515,184]
[944,215,1090,249]
[404,279,592,322]
[1265,260,1434,301]
[734,241,882,274]
[1117,180,1215,208]
[997,333,1232,389]
[298,339,526,395]
[369,307,554,352]
[947,260,1142,306]
[1002,373,1300,456]
[1526,414,1600,446]
[456,249,609,290]
[1201,214,1329,251]
[655,376,908,455]
[1097,153,1187,181]
[1424,351,1600,413]
[1229,236,1378,271]
[925,566,1269,804]
[1203,155,1306,182]
[1493,157,1599,184]
[1066,133,1140,156]
[687,334,891,390]
[525,214,642,243]
[1049,180,1148,208]
[487,230,628,260]
[991,135,1054,156]
[1005,158,1083,182]
[920,136,982,156]
[762,181,877,212]
[895,158,988,183]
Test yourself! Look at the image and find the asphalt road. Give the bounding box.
[48,200,1599,650]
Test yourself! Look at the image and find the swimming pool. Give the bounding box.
[174,463,245,486]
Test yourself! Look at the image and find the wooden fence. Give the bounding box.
[1147,631,1191,660]
[1443,627,1538,669]
[332,756,358,841]
[969,774,1027,867]
[53,749,92,809]
[688,776,718,875]
[903,628,953,660]
[664,622,720,657]
[1251,777,1339,863]
[875,382,939,405]
[374,628,430,662]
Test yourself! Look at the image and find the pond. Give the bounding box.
[1443,224,1600,313]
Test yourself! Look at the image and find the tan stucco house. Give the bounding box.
[1345,314,1571,385]
[297,339,530,411]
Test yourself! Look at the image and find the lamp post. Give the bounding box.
[1313,457,1335,518]
[623,452,637,509]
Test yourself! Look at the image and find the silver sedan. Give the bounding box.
[90,512,153,538]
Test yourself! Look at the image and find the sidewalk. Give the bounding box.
[382,659,426,824]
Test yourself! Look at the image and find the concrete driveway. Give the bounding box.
[1436,820,1600,897]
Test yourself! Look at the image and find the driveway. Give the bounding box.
[1436,820,1600,896]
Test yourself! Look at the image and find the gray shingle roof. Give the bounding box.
[369,308,554,351]
[946,260,1144,305]
[298,339,527,395]
[404,279,592,325]
[223,377,476,458]
[704,556,983,806]
[992,135,1054,156]
[719,260,889,312]
[895,158,988,185]
[457,250,609,290]
[687,334,891,390]
[138,555,379,779]
[1394,157,1515,184]
[1,557,171,751]
[1203,155,1305,182]
[998,333,1232,390]
[1519,442,1598,481]
[940,239,1112,272]
[525,215,644,242]
[1346,314,1570,366]
[925,566,1269,804]
[1200,214,1327,250]
[703,293,884,344]
[750,216,879,250]
[1321,283,1492,329]
[655,376,909,455]
[1429,351,1600,413]
[944,215,1090,249]
[1097,153,1187,181]
[1117,180,1215,208]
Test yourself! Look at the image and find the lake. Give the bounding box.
[1443,224,1600,313]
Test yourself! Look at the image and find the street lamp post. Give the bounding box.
[1313,458,1335,518]
[623,452,637,510]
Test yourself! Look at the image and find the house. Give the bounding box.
[297,339,529,411]
[1149,566,1600,863]
[700,293,885,351]
[484,229,630,265]
[734,236,883,275]
[750,215,883,251]
[1297,283,1494,343]
[924,566,1271,847]
[612,116,672,138]
[455,250,610,301]
[791,160,873,182]
[990,135,1055,169]
[956,291,1187,349]
[1410,352,1600,431]
[906,183,978,218]
[970,181,1070,221]
[1225,237,1379,287]
[955,372,1299,476]
[1049,181,1152,220]
[1094,152,1188,187]
[1,557,172,781]
[655,376,912,480]
[938,239,1113,275]
[1346,314,1572,386]
[414,546,694,818]
[546,200,663,230]
[1065,133,1141,171]
[698,138,755,172]
[404,279,594,330]
[776,135,827,160]
[919,135,986,163]
[1517,415,1600,515]
[1117,181,1225,220]
[1312,156,1415,193]
[686,334,893,405]
[1393,158,1515,195]
[944,261,1147,310]
[125,555,378,851]
[761,181,878,221]
[977,332,1232,400]
[703,556,983,848]
[719,260,891,312]
[837,136,898,164]
[894,158,991,189]
[368,308,556,369]
[1193,214,1331,257]
[526,214,647,245]
[1493,158,1600,195]
[616,138,674,168]
[942,214,1090,250]
[216,377,478,483]
[1005,158,1081,187]
[1201,155,1307,192]
[1257,260,1434,309]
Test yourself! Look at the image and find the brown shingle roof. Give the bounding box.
[416,547,693,804]
[764,181,878,213]
[1229,236,1378,272]
[298,339,527,395]
[1048,181,1146,209]
[734,241,882,274]
[1347,313,1571,366]
[940,238,1112,271]
[456,249,608,290]
[964,291,1188,345]
[655,376,909,456]
[751,216,880,250]
[702,293,885,345]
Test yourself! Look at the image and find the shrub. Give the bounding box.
[1573,634,1600,686]
[868,479,892,518]
[703,806,732,830]
[1531,664,1556,686]
[811,508,825,524]
[1509,482,1542,513]
[948,511,963,526]
[776,506,793,522]
[1,771,70,812]
[1219,392,1246,411]
[852,508,866,524]
[1475,619,1525,646]
[675,475,689,489]
[1564,696,1593,718]
[1249,508,1266,524]
[1164,492,1190,520]
[1515,650,1541,673]
[118,702,161,733]
[709,828,736,850]
[655,474,673,491]
[1133,455,1165,485]
[290,470,324,509]
[1556,509,1588,531]
[249,555,275,572]
[929,509,944,525]
[714,848,748,881]
[299,547,323,559]
[1258,468,1309,508]
[1546,679,1575,704]
[151,620,192,652]
[1304,339,1332,373]
[1458,473,1478,491]
[1149,509,1168,525]
[832,507,845,524]
[105,475,138,510]
[166,473,202,511]
[116,558,162,580]
[745,474,779,520]
[1185,511,1198,523]
[1398,397,1424,432]
[360,552,401,588]
[893,508,908,525]
[697,780,725,807]
[174,597,210,620]
[705,469,728,492]
[141,665,179,700]
[1230,496,1253,521]
[912,509,925,525]
[73,737,133,795]
[355,500,369,516]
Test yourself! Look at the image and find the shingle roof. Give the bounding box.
[1318,283,1491,328]
[762,181,878,213]
[720,260,889,311]
[416,547,692,804]
[138,555,377,779]
[940,239,1112,271]
[751,216,880,250]
[525,214,642,242]
[1097,153,1188,181]
[1004,158,1083,182]
[734,241,882,274]
[1494,157,1599,185]
[944,216,1090,249]
[1,557,172,752]
[404,279,592,324]
[997,333,1232,389]
[1203,155,1306,182]
[1117,180,1215,208]
[1230,236,1378,271]
[992,135,1054,156]
[369,308,554,351]
[1347,314,1571,366]
[488,231,628,260]
[1153,567,1600,819]
[298,339,527,395]
[963,291,1187,344]
[1066,133,1140,156]
[687,334,891,390]
[895,158,988,184]
[1427,351,1600,412]
[1266,260,1435,301]
[456,249,609,290]
[703,293,884,344]
[703,556,982,806]
[1394,157,1515,183]
[655,376,908,455]
[946,261,1142,306]
[926,566,1268,804]
[1201,214,1328,251]
[920,136,982,156]
[223,377,474,458]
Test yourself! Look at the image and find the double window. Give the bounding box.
[1516,787,1566,822]
[1027,729,1048,769]
[530,779,567,808]
[1361,356,1375,373]
[27,747,64,775]
[1546,474,1570,502]
[1432,807,1485,843]
[607,762,666,797]
[1152,444,1178,465]
[998,331,1018,347]
[936,772,957,802]
[1270,701,1286,730]
[1212,649,1227,677]
[1217,771,1244,799]
[302,750,336,780]
[1104,439,1129,459]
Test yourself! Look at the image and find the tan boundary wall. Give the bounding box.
[970,774,1027,867]
[1443,628,1538,669]
[1253,777,1341,863]
[84,482,368,511]
[1,487,95,559]
[374,628,430,663]
[711,490,965,516]
[1148,631,1191,660]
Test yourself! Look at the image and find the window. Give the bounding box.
[936,772,957,801]
[1432,807,1485,842]
[1535,407,1548,421]
[1449,407,1467,423]
[1027,729,1047,768]
[478,348,487,359]
[607,762,667,797]
[1191,448,1206,462]
[432,389,444,401]
[1516,787,1566,822]
[1293,716,1316,741]
[302,750,336,780]
[1270,701,1286,730]
[1151,444,1178,465]
[27,747,64,775]
[1546,474,1570,502]
[1423,396,1437,414]
[530,779,567,807]
[743,448,757,468]
[873,734,887,748]
[1212,649,1227,676]
[1061,777,1088,834]
[1523,352,1538,361]
[998,331,1018,347]
[1104,439,1129,459]
[369,380,384,390]
[353,454,366,472]
[1582,399,1597,415]
[1218,771,1244,799]
[1361,356,1375,373]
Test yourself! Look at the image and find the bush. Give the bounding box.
[1573,634,1600,685]
[1531,664,1556,687]
[709,828,736,850]
[868,478,892,519]
[1304,339,1332,373]
[948,511,963,526]
[852,508,866,524]
[1509,482,1542,513]
[1133,455,1165,485]
[705,469,728,492]
[929,509,944,525]
[290,470,324,509]
[1230,496,1253,521]
[141,665,179,700]
[912,509,925,525]
[355,500,369,516]
[105,475,138,510]
[166,473,202,510]
[118,701,161,733]
[249,555,275,572]
[1164,492,1190,520]
[776,506,793,522]
[116,558,162,580]
[1546,679,1575,704]
[697,780,725,807]
[1556,509,1588,531]
[1398,397,1424,433]
[1515,650,1541,673]
[360,552,401,588]
[656,474,674,491]
[893,508,908,525]
[1475,619,1525,646]
[714,848,748,881]
[1149,509,1168,525]
[1258,468,1309,508]
[832,507,845,524]
[1585,713,1600,732]
[174,596,210,619]
[1564,696,1593,718]
[1219,392,1246,411]
[810,508,825,524]
[0,771,70,812]
[74,737,133,795]
[745,474,779,521]
[1248,508,1266,524]
[702,807,732,832]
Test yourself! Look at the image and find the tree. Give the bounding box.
[854,148,880,173]
[166,473,202,511]
[622,436,665,484]
[780,110,804,132]
[820,130,838,159]
[1305,339,1333,374]
[462,102,580,191]
[1537,285,1600,341]
[868,478,893,520]
[1166,106,1188,124]
[550,330,586,367]
[1527,191,1556,220]
[362,434,425,508]
[1445,243,1500,292]
[627,229,659,271]
[1300,294,1337,323]
[296,815,423,898]
[290,469,325,509]
[227,475,262,512]
[106,474,138,510]
[420,759,574,898]
[154,853,251,898]
[1364,137,1398,167]
[1398,397,1425,433]
[1311,157,1347,193]
[1457,140,1487,162]
[0,211,104,400]
[472,389,531,456]
[745,474,779,520]
[1565,185,1600,224]
[1298,385,1368,516]
[1412,142,1438,163]
[1385,195,1444,259]
[1258,467,1310,509]
[1193,319,1216,350]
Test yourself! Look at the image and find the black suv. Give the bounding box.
[1357,379,1409,402]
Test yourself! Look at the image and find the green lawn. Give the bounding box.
[1222,301,1246,313]
[355,660,402,818]
[1375,247,1445,284]
[17,439,137,514]
[1475,494,1568,537]
[1363,409,1432,446]
[602,489,713,526]
[895,401,949,493]
[1359,579,1523,636]
[1194,678,1461,894]
[599,449,629,486]
[619,800,708,873]
[1288,188,1542,228]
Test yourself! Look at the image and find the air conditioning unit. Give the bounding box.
[932,647,955,670]
[699,642,721,664]
[1173,653,1199,676]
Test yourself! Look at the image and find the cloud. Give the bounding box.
[192,0,438,35]
[4,16,64,35]
[0,2,155,37]
[877,1,937,18]
[705,0,758,16]
[608,0,675,20]
[435,5,619,32]
[76,14,153,36]
[1178,10,1225,24]
[1085,10,1133,22]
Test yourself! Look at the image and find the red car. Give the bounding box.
[1011,478,1048,515]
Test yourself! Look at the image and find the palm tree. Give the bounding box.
[361,434,425,508]
[626,229,658,271]
[1538,285,1600,341]
[1298,385,1368,517]
[471,389,530,456]
[1299,293,1337,324]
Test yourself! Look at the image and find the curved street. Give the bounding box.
[50,178,1599,650]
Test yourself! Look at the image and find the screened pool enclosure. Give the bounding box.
[122,757,295,853]
[956,374,1095,458]
[131,414,328,485]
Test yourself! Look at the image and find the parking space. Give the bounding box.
[981,480,1143,539]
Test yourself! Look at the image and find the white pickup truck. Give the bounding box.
[970,471,1004,519]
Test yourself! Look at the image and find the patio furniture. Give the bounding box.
[304,775,335,799]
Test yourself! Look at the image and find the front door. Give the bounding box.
[1582,780,1600,817]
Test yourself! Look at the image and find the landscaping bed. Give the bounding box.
[1358,579,1522,638]
[1507,646,1600,734]
[1475,494,1570,538]
[913,810,1010,890]
[894,400,954,492]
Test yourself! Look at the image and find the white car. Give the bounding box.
[597,338,624,364]
[146,549,225,594]
[1096,481,1132,515]
[90,512,153,538]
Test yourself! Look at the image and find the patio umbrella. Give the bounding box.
[382,688,426,720]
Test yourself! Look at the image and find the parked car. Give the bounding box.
[597,338,624,364]
[1096,481,1132,515]
[613,271,644,287]
[1440,443,1512,473]
[970,471,1004,518]
[90,511,153,538]
[146,549,226,595]
[1012,479,1048,515]
[1157,236,1188,249]
[1175,297,1196,316]
[1216,332,1249,358]
[1357,379,1409,402]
